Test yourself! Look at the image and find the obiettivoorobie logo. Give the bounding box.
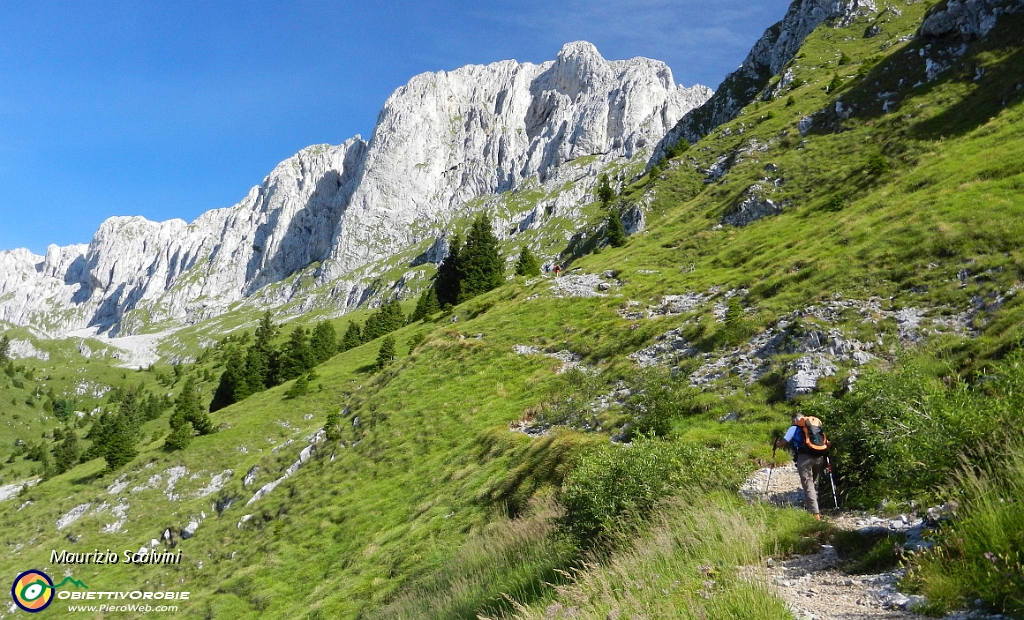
[10,569,88,613]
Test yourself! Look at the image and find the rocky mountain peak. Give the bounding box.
[1,42,710,340]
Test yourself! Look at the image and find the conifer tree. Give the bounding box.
[607,210,627,247]
[324,410,342,442]
[165,421,194,451]
[0,333,9,362]
[52,426,81,474]
[597,173,614,206]
[514,246,541,277]
[242,311,278,394]
[102,413,138,471]
[243,340,271,395]
[374,335,397,371]
[277,326,313,382]
[309,321,337,364]
[340,321,364,352]
[364,299,405,341]
[433,233,462,307]
[284,373,311,399]
[172,376,214,436]
[457,213,503,302]
[410,288,440,322]
[210,346,245,412]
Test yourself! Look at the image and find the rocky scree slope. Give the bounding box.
[0,42,710,339]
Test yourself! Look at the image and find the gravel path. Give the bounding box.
[740,464,931,620]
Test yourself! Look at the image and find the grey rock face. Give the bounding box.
[918,0,1020,42]
[320,41,711,280]
[722,185,783,227]
[1,43,710,338]
[786,355,838,400]
[0,141,365,336]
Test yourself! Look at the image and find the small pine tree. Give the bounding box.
[434,233,462,308]
[210,346,245,412]
[596,173,614,206]
[458,213,503,302]
[514,246,541,277]
[241,343,271,396]
[340,321,364,352]
[410,288,440,322]
[166,421,194,451]
[309,321,338,364]
[277,326,313,382]
[0,334,9,362]
[174,377,214,436]
[102,413,138,471]
[607,210,627,247]
[374,336,397,371]
[284,374,310,399]
[324,410,342,443]
[52,426,81,474]
[364,299,405,341]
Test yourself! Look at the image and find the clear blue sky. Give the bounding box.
[0,0,791,254]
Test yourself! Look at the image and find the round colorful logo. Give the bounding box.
[11,569,54,613]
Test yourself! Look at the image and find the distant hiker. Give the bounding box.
[553,264,562,277]
[775,412,830,519]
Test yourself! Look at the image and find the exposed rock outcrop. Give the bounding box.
[319,41,711,280]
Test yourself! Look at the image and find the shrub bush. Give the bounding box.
[558,436,736,543]
[810,350,1024,508]
[624,367,698,438]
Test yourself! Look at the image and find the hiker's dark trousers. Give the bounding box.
[797,452,825,514]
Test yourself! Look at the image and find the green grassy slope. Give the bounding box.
[1,1,1023,618]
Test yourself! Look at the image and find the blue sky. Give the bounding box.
[0,0,791,254]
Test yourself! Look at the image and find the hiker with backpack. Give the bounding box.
[775,412,832,519]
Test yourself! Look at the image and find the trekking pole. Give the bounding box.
[764,433,780,499]
[825,455,839,509]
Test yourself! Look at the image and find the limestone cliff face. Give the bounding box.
[0,140,365,336]
[0,43,709,337]
[321,41,711,278]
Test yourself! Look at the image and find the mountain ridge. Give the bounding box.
[0,42,709,340]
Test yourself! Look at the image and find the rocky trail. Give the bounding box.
[739,464,972,620]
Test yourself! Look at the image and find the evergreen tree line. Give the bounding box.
[431,213,505,308]
[210,311,339,411]
[22,383,176,475]
[211,213,539,409]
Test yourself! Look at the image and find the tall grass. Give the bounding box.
[489,495,792,620]
[905,441,1024,618]
[369,497,576,620]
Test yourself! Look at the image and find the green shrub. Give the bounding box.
[832,529,906,574]
[867,152,892,176]
[165,421,194,451]
[558,436,736,543]
[811,350,1024,508]
[625,367,698,438]
[823,193,847,212]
